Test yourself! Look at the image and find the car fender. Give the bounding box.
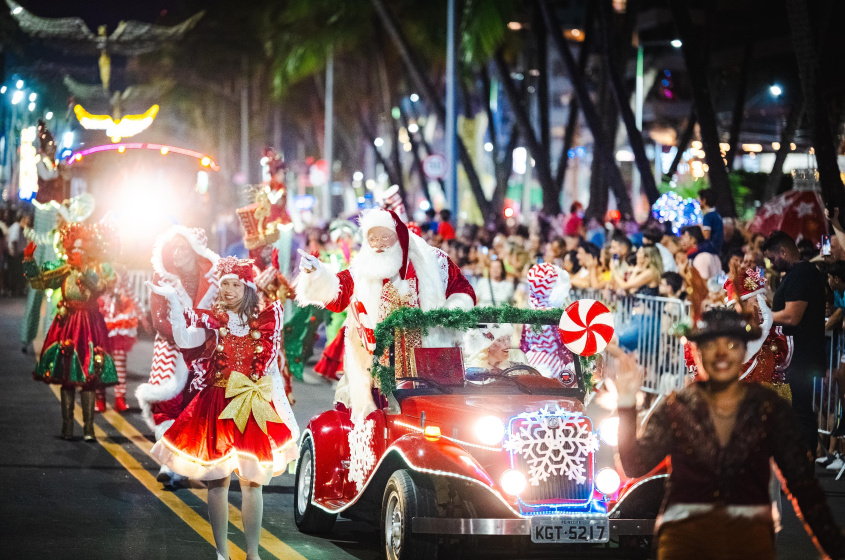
[304,409,354,503]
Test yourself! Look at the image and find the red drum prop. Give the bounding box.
[559,299,614,356]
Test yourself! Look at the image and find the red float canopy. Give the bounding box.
[748,188,827,244]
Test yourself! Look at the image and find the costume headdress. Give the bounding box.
[686,308,761,343]
[217,256,257,290]
[526,263,571,310]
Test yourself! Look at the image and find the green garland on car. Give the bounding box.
[371,306,563,396]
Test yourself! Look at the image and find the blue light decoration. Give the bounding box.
[58,147,73,160]
[294,194,316,211]
[652,192,702,235]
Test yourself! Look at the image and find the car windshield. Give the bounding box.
[393,322,585,398]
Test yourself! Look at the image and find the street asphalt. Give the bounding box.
[0,296,842,559]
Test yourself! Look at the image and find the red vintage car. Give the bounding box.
[294,311,665,559]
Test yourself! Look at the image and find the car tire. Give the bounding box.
[381,470,438,560]
[293,437,337,534]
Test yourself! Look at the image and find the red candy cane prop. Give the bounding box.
[350,298,376,354]
[559,299,615,356]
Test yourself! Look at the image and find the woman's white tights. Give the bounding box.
[208,476,264,560]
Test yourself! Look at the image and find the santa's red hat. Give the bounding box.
[359,208,410,280]
[217,256,257,289]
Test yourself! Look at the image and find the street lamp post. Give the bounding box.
[444,0,458,216]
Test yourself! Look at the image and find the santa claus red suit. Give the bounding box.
[135,226,220,483]
[295,209,475,421]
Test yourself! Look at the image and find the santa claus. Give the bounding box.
[295,209,475,421]
[135,226,220,485]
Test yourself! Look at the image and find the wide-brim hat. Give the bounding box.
[686,308,761,343]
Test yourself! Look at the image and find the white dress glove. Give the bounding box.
[146,281,206,349]
[297,248,322,274]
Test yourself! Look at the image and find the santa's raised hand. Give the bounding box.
[297,248,322,274]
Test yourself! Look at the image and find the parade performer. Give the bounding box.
[296,208,476,422]
[313,219,360,381]
[135,226,219,485]
[19,121,72,353]
[684,269,792,398]
[613,308,845,559]
[520,263,577,386]
[25,222,118,441]
[149,257,299,560]
[96,266,140,412]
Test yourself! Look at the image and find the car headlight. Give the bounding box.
[500,469,527,495]
[595,468,621,495]
[599,416,619,446]
[475,415,505,446]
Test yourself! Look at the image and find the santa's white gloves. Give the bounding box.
[297,248,321,274]
[146,281,205,349]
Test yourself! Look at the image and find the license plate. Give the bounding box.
[530,517,609,543]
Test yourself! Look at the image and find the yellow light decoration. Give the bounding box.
[741,143,763,152]
[73,104,160,142]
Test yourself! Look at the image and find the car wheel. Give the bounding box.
[381,470,438,560]
[293,437,337,533]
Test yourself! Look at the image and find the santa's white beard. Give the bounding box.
[355,241,403,281]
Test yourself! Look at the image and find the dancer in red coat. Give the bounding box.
[150,257,298,560]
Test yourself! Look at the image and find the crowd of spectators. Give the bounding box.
[0,207,29,297]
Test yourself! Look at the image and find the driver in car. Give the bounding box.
[463,324,526,380]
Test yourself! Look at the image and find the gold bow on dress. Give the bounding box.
[218,371,284,434]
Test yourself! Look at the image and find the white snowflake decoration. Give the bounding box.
[347,419,376,492]
[504,406,599,486]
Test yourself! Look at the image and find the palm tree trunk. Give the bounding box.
[491,125,521,222]
[554,0,594,191]
[764,102,803,201]
[668,1,737,217]
[539,0,632,218]
[493,50,559,215]
[666,109,697,180]
[370,0,491,216]
[597,0,660,205]
[785,0,845,212]
[725,14,758,171]
[399,108,432,205]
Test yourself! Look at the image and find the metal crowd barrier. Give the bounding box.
[127,269,153,313]
[568,290,691,395]
[816,331,843,437]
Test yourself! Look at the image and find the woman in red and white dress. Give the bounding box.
[149,257,299,560]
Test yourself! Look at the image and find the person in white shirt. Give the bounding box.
[475,257,515,307]
[680,225,722,281]
[643,227,677,273]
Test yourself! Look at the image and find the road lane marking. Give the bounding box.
[48,386,248,560]
[99,407,308,560]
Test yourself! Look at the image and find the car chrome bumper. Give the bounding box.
[412,517,654,537]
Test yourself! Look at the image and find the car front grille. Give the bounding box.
[506,412,595,506]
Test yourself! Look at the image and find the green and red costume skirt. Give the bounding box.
[34,301,117,388]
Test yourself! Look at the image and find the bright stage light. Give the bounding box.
[45,111,53,120]
[769,85,782,97]
[410,93,419,102]
[29,92,36,102]
[374,137,384,148]
[408,123,419,134]
[353,171,364,181]
[16,79,23,89]
[63,132,74,147]
[11,90,23,104]
[671,39,682,48]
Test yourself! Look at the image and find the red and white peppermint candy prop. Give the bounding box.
[559,299,614,356]
[350,298,376,354]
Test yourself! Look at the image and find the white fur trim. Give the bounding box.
[150,436,298,485]
[218,272,256,290]
[335,326,377,423]
[409,235,447,311]
[135,337,189,430]
[445,292,474,310]
[359,208,396,236]
[154,420,175,442]
[548,270,571,308]
[742,293,773,369]
[294,262,342,307]
[150,225,220,309]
